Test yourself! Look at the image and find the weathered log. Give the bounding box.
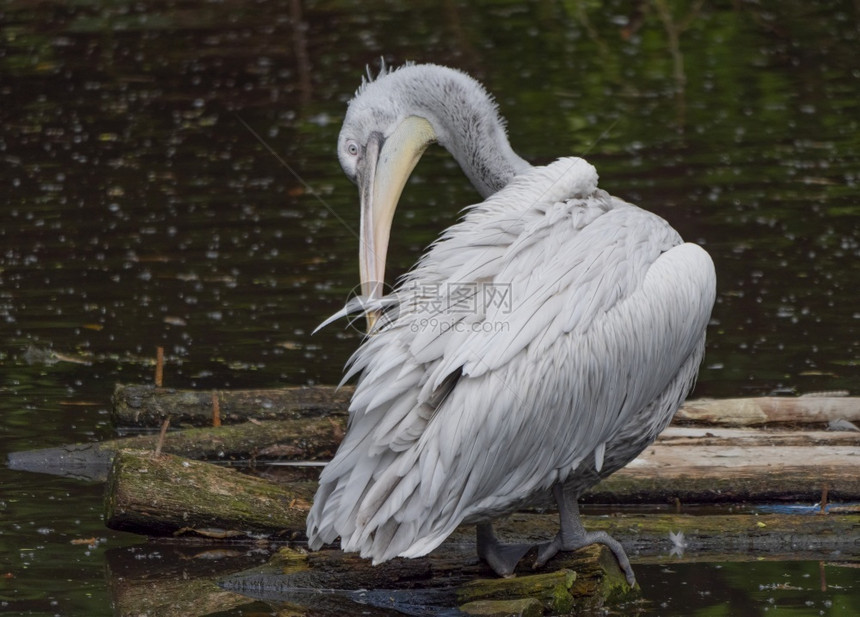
[102,445,860,556]
[587,426,860,503]
[111,383,352,427]
[457,546,632,615]
[8,416,344,481]
[220,542,634,616]
[101,512,860,617]
[111,384,860,429]
[219,510,860,615]
[674,396,860,426]
[97,438,860,549]
[101,448,860,614]
[13,424,860,503]
[492,511,860,559]
[104,449,315,537]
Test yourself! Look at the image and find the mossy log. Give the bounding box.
[111,384,859,429]
[219,509,860,615]
[100,511,860,616]
[102,445,860,556]
[12,422,859,503]
[492,511,860,559]
[104,449,315,537]
[101,448,859,616]
[7,416,344,481]
[13,424,860,503]
[220,542,635,616]
[111,383,352,427]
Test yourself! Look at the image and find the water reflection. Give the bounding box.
[638,561,857,617]
[1,0,858,615]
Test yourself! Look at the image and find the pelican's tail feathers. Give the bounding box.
[306,433,459,565]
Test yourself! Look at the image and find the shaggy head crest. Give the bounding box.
[355,59,416,98]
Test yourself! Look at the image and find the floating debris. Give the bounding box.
[22,345,92,366]
[669,530,687,557]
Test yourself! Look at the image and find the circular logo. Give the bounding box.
[342,280,396,333]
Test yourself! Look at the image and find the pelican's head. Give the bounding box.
[337,66,440,331]
[336,63,527,331]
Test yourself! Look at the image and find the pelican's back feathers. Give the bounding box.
[306,158,716,562]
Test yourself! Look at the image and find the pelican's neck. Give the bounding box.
[396,66,532,198]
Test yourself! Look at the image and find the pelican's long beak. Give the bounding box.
[358,116,436,332]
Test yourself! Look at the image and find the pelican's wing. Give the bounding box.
[306,158,716,562]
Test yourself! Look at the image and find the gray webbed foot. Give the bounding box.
[534,528,636,587]
[476,522,534,577]
[535,484,637,587]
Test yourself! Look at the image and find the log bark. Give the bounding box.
[13,425,860,503]
[102,446,860,559]
[587,425,860,503]
[491,511,860,560]
[8,416,345,481]
[218,511,860,615]
[111,383,351,427]
[101,449,860,614]
[99,512,860,617]
[104,449,315,537]
[674,396,860,426]
[220,542,634,616]
[13,422,860,504]
[111,384,860,429]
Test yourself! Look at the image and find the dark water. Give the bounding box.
[1,1,858,615]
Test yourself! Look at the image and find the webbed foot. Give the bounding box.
[534,484,637,586]
[476,522,534,577]
[534,528,636,586]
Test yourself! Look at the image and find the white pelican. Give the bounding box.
[306,62,716,585]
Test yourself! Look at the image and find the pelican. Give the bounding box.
[306,62,716,585]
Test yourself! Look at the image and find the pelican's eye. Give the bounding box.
[345,140,360,157]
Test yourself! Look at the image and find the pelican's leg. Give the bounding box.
[534,484,637,586]
[476,522,534,578]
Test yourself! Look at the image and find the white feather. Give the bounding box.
[306,64,716,566]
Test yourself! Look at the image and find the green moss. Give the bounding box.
[459,597,544,617]
[270,547,311,575]
[458,569,576,613]
[550,579,574,614]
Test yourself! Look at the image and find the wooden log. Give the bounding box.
[111,383,352,427]
[99,513,860,617]
[8,416,345,481]
[674,396,860,426]
[111,384,860,429]
[456,546,632,615]
[12,425,860,503]
[12,420,860,504]
[101,448,859,614]
[491,511,860,559]
[220,542,634,616]
[102,444,860,558]
[459,598,544,617]
[586,425,860,504]
[104,449,315,537]
[220,510,860,614]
